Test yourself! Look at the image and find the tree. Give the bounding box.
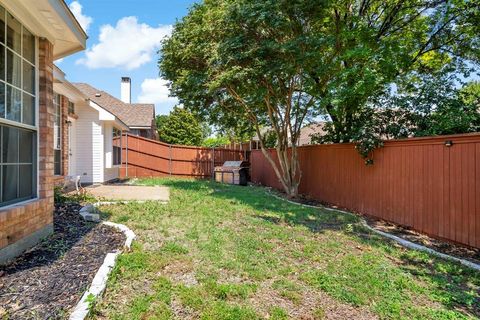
[155,115,169,134]
[313,77,480,163]
[391,77,480,137]
[157,107,206,146]
[160,0,479,197]
[217,120,256,145]
[202,135,230,148]
[309,0,479,143]
[263,130,278,149]
[460,81,480,106]
[161,0,322,197]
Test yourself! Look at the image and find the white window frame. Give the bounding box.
[112,127,122,167]
[0,5,39,208]
[53,93,61,175]
[68,100,75,114]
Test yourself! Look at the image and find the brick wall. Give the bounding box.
[0,39,55,263]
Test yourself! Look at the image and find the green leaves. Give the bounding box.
[159,0,479,191]
[157,107,207,146]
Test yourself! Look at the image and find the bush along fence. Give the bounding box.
[251,133,480,249]
[118,134,249,178]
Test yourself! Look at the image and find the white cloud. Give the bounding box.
[138,78,178,114]
[69,1,93,33]
[76,17,172,70]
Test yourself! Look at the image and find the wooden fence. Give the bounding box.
[250,133,480,248]
[118,134,249,178]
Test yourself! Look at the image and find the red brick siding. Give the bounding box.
[0,39,55,251]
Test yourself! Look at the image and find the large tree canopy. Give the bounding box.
[160,0,479,197]
[314,78,480,160]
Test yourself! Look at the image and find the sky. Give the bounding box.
[59,1,479,117]
[57,0,198,115]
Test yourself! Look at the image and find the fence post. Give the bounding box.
[212,147,215,179]
[169,145,172,176]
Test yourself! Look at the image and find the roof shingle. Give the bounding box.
[72,83,155,128]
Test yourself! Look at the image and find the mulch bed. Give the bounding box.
[365,218,480,264]
[271,189,480,265]
[0,202,125,320]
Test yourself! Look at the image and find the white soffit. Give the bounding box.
[0,0,86,59]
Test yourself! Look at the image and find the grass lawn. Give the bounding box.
[91,178,480,319]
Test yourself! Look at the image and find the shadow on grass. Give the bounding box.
[146,178,480,317]
[159,177,358,234]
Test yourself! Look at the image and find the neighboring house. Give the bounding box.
[248,127,272,150]
[53,67,129,185]
[298,122,326,146]
[0,0,86,264]
[49,76,156,185]
[74,79,157,140]
[247,123,326,149]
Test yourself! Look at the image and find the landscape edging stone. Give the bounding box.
[69,203,136,320]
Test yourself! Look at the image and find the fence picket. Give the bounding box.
[250,133,480,248]
[119,134,249,179]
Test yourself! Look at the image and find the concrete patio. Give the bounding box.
[85,185,170,202]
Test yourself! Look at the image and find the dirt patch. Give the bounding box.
[0,203,125,320]
[271,189,480,265]
[249,279,377,320]
[162,260,198,287]
[85,185,170,202]
[170,298,198,320]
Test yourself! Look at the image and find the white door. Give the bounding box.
[68,118,76,176]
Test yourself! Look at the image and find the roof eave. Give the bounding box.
[128,126,153,129]
[89,100,130,130]
[0,0,87,60]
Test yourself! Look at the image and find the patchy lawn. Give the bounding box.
[92,178,479,320]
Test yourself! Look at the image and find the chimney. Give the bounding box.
[121,77,131,103]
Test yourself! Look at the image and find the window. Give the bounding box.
[112,128,121,166]
[0,5,37,207]
[68,100,74,114]
[53,94,61,175]
[1,125,36,205]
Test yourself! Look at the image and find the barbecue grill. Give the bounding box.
[214,161,249,186]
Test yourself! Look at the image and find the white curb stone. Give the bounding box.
[267,190,480,272]
[70,205,136,320]
[69,252,120,320]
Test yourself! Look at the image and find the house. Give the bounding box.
[74,79,157,140]
[0,0,86,264]
[247,122,326,150]
[53,68,129,185]
[298,122,326,146]
[51,74,156,185]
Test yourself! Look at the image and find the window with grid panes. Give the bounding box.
[0,5,37,206]
[68,100,74,114]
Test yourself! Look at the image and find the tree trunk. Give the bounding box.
[259,142,301,199]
